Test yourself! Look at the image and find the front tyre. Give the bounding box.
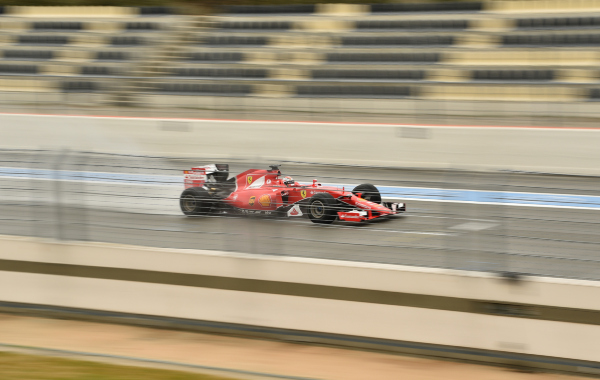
[352,183,381,204]
[307,193,338,224]
[180,188,213,216]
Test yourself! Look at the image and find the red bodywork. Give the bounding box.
[184,166,404,222]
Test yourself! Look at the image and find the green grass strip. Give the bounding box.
[0,351,239,380]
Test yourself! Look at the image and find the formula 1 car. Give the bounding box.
[179,164,405,224]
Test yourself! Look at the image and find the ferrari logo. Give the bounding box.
[300,190,307,198]
[247,176,253,185]
[249,196,256,206]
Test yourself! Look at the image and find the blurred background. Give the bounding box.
[1,0,600,378]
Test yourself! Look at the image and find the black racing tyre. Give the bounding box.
[352,183,381,204]
[180,187,213,216]
[307,193,338,224]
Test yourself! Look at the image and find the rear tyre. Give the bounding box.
[307,193,338,224]
[352,183,381,204]
[180,187,213,216]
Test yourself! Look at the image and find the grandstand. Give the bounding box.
[2,1,600,110]
[0,6,175,106]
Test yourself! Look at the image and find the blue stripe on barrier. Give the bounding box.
[373,185,600,209]
[0,167,180,185]
[1,167,600,210]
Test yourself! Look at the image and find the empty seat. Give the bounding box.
[341,36,454,46]
[3,50,54,60]
[203,36,268,46]
[96,51,129,61]
[111,36,145,46]
[81,66,115,76]
[517,17,600,29]
[126,22,160,31]
[155,83,252,96]
[33,22,82,31]
[296,85,411,98]
[588,89,600,100]
[356,19,467,30]
[18,35,69,45]
[311,69,425,80]
[187,52,243,62]
[327,52,440,63]
[0,64,38,74]
[171,68,267,78]
[371,1,482,13]
[139,6,173,15]
[225,4,315,14]
[61,81,99,92]
[472,70,554,81]
[503,33,600,45]
[216,21,292,30]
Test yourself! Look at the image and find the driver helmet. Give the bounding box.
[282,176,294,186]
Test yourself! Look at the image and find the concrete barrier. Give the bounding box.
[2,114,600,176]
[0,234,599,372]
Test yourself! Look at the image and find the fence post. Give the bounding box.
[76,151,89,242]
[53,149,70,241]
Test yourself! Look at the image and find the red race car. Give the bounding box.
[179,164,405,224]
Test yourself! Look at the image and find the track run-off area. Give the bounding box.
[1,157,599,281]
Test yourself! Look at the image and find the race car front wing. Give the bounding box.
[337,202,406,222]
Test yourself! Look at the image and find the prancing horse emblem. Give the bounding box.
[247,176,253,185]
[301,190,307,198]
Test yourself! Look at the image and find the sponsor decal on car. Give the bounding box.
[247,176,253,185]
[184,172,206,181]
[287,204,303,217]
[249,196,256,206]
[300,190,307,198]
[241,209,272,215]
[355,202,369,209]
[231,194,238,201]
[338,210,367,222]
[258,194,271,207]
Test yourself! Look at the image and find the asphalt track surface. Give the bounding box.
[1,151,599,281]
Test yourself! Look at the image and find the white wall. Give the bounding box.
[1,235,599,363]
[2,114,600,175]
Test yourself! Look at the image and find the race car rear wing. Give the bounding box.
[184,164,229,188]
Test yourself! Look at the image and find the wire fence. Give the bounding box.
[1,148,599,281]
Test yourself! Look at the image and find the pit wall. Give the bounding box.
[2,113,600,176]
[0,235,599,374]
